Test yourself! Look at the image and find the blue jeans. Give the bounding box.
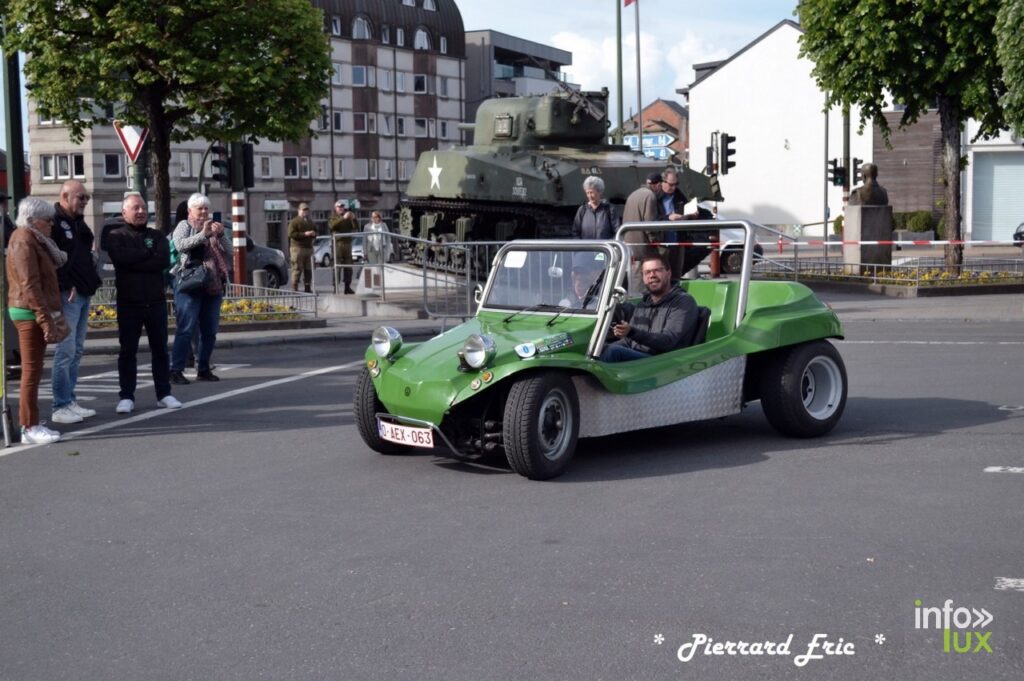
[600,343,651,362]
[51,290,91,409]
[171,288,222,373]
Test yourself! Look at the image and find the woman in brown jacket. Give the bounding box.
[6,197,69,444]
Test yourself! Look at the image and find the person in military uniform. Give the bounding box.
[287,202,316,292]
[327,200,357,294]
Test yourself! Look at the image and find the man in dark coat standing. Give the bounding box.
[106,193,181,414]
[50,180,103,425]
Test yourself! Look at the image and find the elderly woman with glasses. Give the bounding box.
[571,175,620,240]
[6,197,70,444]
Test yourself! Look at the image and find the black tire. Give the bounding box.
[322,253,333,268]
[264,268,282,289]
[759,340,847,438]
[503,373,580,480]
[354,367,405,455]
[722,249,743,274]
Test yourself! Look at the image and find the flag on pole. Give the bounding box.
[624,0,636,6]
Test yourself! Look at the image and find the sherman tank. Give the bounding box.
[397,87,723,266]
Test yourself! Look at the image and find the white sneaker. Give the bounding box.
[51,406,83,424]
[157,395,182,409]
[21,425,61,445]
[39,424,61,437]
[116,399,135,414]
[68,401,97,419]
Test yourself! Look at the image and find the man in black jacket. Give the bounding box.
[106,194,181,414]
[50,180,104,425]
[600,253,698,362]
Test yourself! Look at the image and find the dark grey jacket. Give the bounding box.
[620,286,698,355]
[572,201,620,240]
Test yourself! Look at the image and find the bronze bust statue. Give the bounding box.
[848,163,889,206]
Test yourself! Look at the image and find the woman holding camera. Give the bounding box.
[168,193,231,385]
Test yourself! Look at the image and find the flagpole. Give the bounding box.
[634,0,642,154]
[615,0,623,144]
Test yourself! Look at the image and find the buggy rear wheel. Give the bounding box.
[759,340,847,438]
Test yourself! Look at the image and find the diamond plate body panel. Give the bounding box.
[573,356,747,438]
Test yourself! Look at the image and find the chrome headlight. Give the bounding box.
[460,334,496,370]
[371,326,402,358]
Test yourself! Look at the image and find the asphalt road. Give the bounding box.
[1,312,1022,680]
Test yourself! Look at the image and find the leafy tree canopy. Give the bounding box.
[3,0,331,143]
[996,0,1024,135]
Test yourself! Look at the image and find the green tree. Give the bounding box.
[996,0,1024,135]
[797,0,1007,267]
[1,0,332,231]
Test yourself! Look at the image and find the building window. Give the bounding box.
[352,65,367,87]
[333,111,344,131]
[72,154,85,178]
[381,114,394,136]
[396,28,405,47]
[260,156,272,178]
[104,153,123,178]
[414,118,428,137]
[318,105,330,131]
[179,152,191,177]
[439,121,448,139]
[414,28,430,50]
[428,118,436,138]
[300,157,310,179]
[369,159,378,180]
[381,25,390,44]
[316,158,328,179]
[335,158,344,178]
[284,156,299,178]
[332,63,343,85]
[438,76,448,98]
[424,0,437,10]
[354,159,369,180]
[402,0,414,6]
[330,16,341,36]
[57,154,71,179]
[397,117,406,136]
[399,161,409,181]
[379,69,392,91]
[40,155,55,180]
[440,36,448,54]
[352,16,371,39]
[38,113,55,125]
[396,72,406,92]
[353,113,368,133]
[413,74,427,93]
[382,159,393,180]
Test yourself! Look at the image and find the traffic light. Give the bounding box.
[827,158,846,187]
[227,141,255,190]
[210,144,230,188]
[241,142,255,188]
[851,157,863,184]
[719,133,737,174]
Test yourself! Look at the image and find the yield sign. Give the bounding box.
[113,120,149,164]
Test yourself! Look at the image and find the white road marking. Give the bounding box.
[16,364,251,399]
[840,340,1024,346]
[984,466,1024,474]
[994,577,1024,592]
[1,361,363,456]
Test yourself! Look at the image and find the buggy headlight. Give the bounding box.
[372,326,402,358]
[459,334,496,370]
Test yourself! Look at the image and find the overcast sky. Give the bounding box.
[1,1,799,154]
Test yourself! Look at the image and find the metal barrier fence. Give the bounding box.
[756,256,1024,286]
[88,283,317,327]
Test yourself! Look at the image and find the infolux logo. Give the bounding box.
[914,599,993,654]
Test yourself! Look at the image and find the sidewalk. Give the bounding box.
[80,313,448,356]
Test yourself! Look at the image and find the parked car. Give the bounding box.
[97,219,287,288]
[1013,222,1023,248]
[313,236,333,267]
[717,226,765,274]
[355,221,848,480]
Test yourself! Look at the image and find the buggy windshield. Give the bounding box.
[484,248,610,312]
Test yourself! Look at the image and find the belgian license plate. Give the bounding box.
[378,419,434,448]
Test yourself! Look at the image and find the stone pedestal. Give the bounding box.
[843,205,894,275]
